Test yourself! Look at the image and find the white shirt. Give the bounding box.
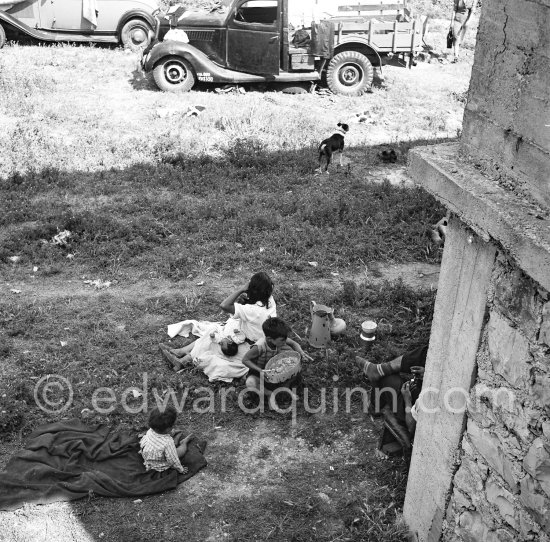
[231,296,277,342]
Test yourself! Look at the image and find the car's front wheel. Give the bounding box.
[0,24,6,49]
[326,51,374,96]
[153,57,196,92]
[120,18,153,51]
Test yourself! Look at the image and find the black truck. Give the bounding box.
[141,0,423,96]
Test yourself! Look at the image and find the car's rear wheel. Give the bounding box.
[153,57,196,92]
[0,24,6,49]
[120,18,153,51]
[326,51,374,96]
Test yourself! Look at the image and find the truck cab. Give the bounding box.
[142,0,422,95]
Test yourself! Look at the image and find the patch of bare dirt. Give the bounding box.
[1,262,440,306]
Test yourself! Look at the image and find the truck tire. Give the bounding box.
[326,51,374,97]
[0,24,6,49]
[153,57,196,92]
[120,18,153,51]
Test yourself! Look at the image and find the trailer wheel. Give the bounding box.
[120,18,153,51]
[153,57,196,92]
[0,24,6,49]
[326,51,374,96]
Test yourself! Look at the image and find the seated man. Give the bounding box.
[356,344,427,385]
[356,345,428,459]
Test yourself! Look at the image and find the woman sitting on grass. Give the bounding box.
[160,271,309,382]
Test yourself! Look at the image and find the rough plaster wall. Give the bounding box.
[460,0,550,209]
[443,253,550,541]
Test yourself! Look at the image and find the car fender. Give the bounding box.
[143,41,209,75]
[116,9,156,36]
[334,38,382,67]
[0,11,52,40]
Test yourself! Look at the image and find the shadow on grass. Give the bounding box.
[0,138,452,279]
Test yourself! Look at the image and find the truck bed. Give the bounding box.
[331,18,420,53]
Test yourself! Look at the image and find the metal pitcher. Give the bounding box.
[308,301,347,348]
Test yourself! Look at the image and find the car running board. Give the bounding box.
[0,14,118,43]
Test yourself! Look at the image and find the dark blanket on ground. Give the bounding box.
[0,419,207,511]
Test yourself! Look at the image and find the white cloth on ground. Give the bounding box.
[167,319,219,339]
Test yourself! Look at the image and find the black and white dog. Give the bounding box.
[317,122,349,173]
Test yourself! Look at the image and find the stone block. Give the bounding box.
[488,312,532,388]
[540,302,550,347]
[531,343,550,371]
[470,383,539,443]
[492,260,541,341]
[485,479,519,531]
[454,457,486,498]
[455,511,500,542]
[452,488,473,512]
[520,474,550,535]
[524,438,550,498]
[461,435,476,458]
[493,528,518,542]
[519,510,546,542]
[467,419,519,492]
[530,373,550,407]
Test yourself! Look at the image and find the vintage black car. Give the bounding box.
[141,0,423,96]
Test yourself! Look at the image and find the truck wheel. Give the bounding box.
[153,57,196,92]
[0,24,6,49]
[326,51,374,96]
[121,18,153,51]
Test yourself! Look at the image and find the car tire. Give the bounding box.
[120,18,153,51]
[0,24,6,49]
[153,57,196,92]
[326,51,374,97]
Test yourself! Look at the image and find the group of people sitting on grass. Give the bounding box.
[148,269,428,475]
[159,271,311,408]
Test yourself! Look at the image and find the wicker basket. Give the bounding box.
[263,351,301,384]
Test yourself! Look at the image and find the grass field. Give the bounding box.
[0,6,477,540]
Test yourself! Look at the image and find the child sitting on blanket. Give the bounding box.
[242,317,305,407]
[139,406,192,475]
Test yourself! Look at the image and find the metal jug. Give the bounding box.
[308,301,347,348]
[309,301,332,348]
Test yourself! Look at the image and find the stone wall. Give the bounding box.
[460,0,550,209]
[443,253,550,541]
